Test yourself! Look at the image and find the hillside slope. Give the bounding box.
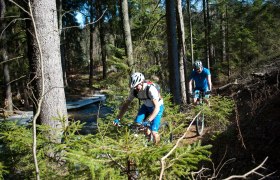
[208,58,280,179]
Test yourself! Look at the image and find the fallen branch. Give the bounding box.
[251,72,266,77]
[159,111,201,180]
[107,154,126,172]
[191,167,210,179]
[217,79,238,92]
[224,157,272,180]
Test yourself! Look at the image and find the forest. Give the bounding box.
[0,0,280,179]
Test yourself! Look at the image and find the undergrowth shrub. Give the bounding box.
[0,74,236,179]
[192,95,235,133]
[0,161,8,179]
[0,94,213,179]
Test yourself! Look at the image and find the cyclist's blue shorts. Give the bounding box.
[134,104,164,132]
[194,89,210,99]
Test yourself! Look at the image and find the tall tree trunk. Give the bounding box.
[121,0,134,73]
[175,0,187,104]
[0,0,13,114]
[3,56,13,113]
[26,0,68,140]
[57,0,68,87]
[226,5,230,79]
[22,0,68,177]
[203,0,210,68]
[97,0,107,79]
[22,81,30,110]
[186,0,193,104]
[221,9,226,63]
[89,0,95,86]
[206,0,212,68]
[166,0,181,104]
[187,0,194,64]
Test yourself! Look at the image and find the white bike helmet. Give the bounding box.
[193,60,203,70]
[130,72,145,88]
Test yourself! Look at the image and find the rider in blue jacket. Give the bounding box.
[188,60,212,105]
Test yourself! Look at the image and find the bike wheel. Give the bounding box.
[158,122,173,143]
[195,112,204,136]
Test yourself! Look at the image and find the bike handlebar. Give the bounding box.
[117,122,149,134]
[192,90,211,97]
[119,122,150,128]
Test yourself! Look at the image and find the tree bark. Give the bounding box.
[0,0,13,113]
[186,0,193,104]
[206,0,212,68]
[97,0,107,79]
[89,0,95,86]
[166,0,181,104]
[221,5,226,63]
[57,0,68,87]
[3,52,13,113]
[203,0,210,68]
[121,0,134,73]
[225,5,230,79]
[26,0,68,141]
[187,0,194,65]
[175,0,187,104]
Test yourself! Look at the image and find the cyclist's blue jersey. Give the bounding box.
[190,67,211,91]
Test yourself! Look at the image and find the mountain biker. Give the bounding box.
[188,60,212,105]
[113,72,164,144]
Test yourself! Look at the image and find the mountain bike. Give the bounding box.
[120,119,173,144]
[193,90,211,136]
